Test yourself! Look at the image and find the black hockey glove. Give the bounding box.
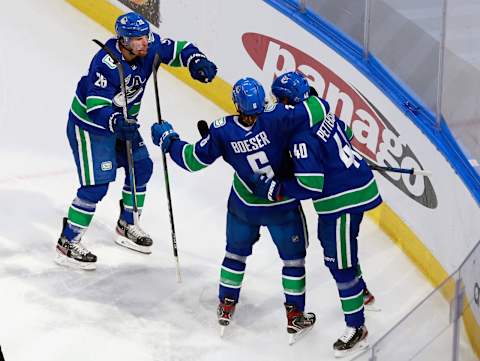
[111,112,140,141]
[188,54,217,83]
[250,174,283,201]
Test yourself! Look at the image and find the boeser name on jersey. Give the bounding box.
[230,131,271,153]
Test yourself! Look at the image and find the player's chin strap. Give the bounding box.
[118,38,137,57]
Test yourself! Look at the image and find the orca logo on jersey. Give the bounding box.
[113,74,146,107]
[242,32,437,209]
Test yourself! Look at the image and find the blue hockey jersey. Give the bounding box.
[69,34,204,135]
[282,112,382,218]
[168,96,330,223]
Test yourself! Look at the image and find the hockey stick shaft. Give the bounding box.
[368,163,432,176]
[152,54,182,283]
[92,39,140,225]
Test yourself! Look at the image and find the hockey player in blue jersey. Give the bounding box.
[250,71,382,357]
[56,12,217,270]
[151,77,329,341]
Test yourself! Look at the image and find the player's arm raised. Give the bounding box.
[154,34,217,83]
[151,120,222,172]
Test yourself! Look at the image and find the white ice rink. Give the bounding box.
[0,1,477,360]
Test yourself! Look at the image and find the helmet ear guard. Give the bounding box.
[232,77,266,116]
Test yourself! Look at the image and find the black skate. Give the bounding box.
[333,325,369,358]
[217,297,236,337]
[115,200,153,254]
[55,218,97,270]
[364,288,381,312]
[285,303,316,345]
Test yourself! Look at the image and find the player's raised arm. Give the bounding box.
[154,34,217,83]
[151,120,222,172]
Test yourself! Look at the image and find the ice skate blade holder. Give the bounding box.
[55,251,96,271]
[334,339,369,358]
[114,236,152,254]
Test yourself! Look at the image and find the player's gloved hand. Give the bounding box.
[111,112,140,141]
[188,54,217,83]
[250,173,283,201]
[151,121,179,153]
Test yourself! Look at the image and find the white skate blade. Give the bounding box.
[288,325,314,345]
[115,236,152,254]
[218,318,232,338]
[334,339,369,358]
[55,252,96,271]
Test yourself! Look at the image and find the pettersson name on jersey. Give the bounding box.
[316,113,336,142]
[230,131,271,154]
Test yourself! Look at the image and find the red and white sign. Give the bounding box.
[242,32,437,208]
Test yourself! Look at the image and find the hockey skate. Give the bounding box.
[285,303,316,345]
[217,297,236,337]
[364,288,381,312]
[115,200,153,254]
[333,325,369,358]
[55,218,97,270]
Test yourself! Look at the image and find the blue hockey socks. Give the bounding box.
[331,267,365,328]
[282,266,306,311]
[219,254,246,303]
[121,184,146,224]
[64,197,96,242]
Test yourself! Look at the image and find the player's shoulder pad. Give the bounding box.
[264,102,295,114]
[318,96,331,114]
[304,95,331,115]
[98,53,117,71]
[150,32,160,44]
[211,117,227,129]
[158,35,174,47]
[91,54,120,86]
[92,39,119,71]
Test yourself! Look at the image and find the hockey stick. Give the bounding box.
[152,54,182,283]
[197,120,209,138]
[92,39,140,226]
[368,162,432,177]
